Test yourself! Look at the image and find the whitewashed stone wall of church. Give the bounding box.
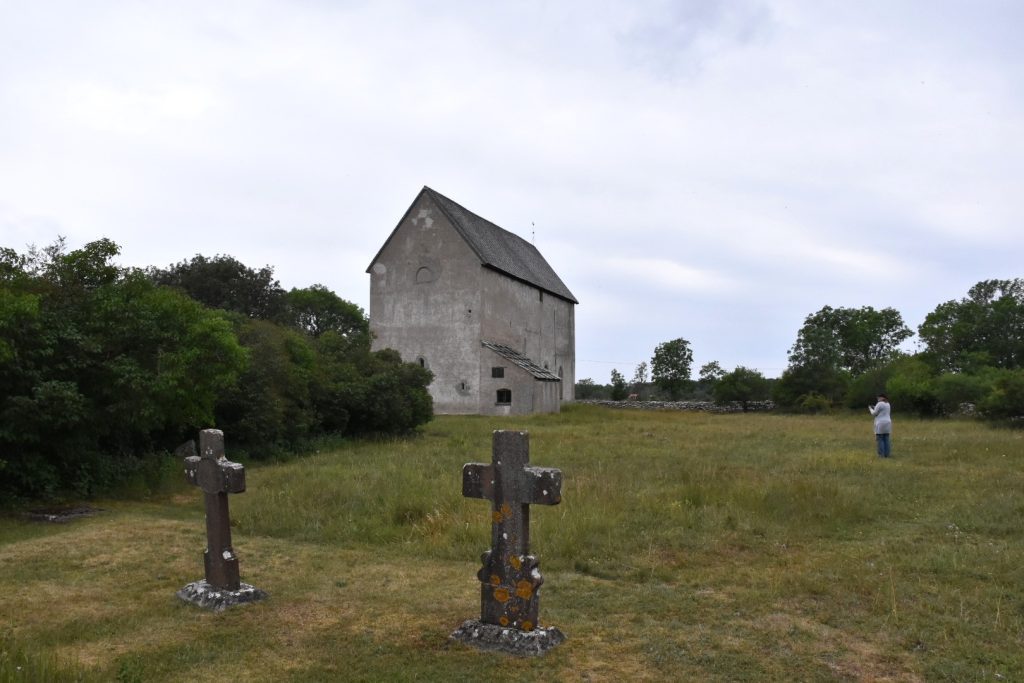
[369,192,576,415]
[479,268,575,402]
[369,195,483,414]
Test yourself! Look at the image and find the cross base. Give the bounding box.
[176,580,267,612]
[450,619,565,657]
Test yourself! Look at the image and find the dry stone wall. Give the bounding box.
[576,399,775,413]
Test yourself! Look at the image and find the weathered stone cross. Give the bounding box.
[184,429,246,591]
[462,430,562,632]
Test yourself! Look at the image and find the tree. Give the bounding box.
[148,254,286,320]
[713,366,771,411]
[978,369,1024,419]
[699,361,726,384]
[631,361,648,396]
[283,284,369,342]
[773,363,849,409]
[918,279,1024,372]
[651,338,693,400]
[0,239,246,498]
[610,369,628,401]
[574,378,601,400]
[789,306,912,377]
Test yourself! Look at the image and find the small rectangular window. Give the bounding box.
[496,389,512,404]
[491,367,504,378]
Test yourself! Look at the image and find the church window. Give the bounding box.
[539,290,544,301]
[496,388,512,404]
[491,367,504,378]
[415,266,434,284]
[417,357,426,368]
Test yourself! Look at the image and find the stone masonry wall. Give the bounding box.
[576,399,775,413]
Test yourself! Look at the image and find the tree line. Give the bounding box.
[0,238,433,501]
[577,278,1024,419]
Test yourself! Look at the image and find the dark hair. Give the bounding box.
[878,393,888,400]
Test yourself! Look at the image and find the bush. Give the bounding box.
[713,366,770,411]
[0,241,246,500]
[933,371,995,415]
[774,364,849,409]
[978,369,1024,420]
[798,392,832,414]
[885,358,941,417]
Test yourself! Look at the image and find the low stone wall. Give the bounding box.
[576,399,775,413]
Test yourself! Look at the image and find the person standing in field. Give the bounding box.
[869,393,892,458]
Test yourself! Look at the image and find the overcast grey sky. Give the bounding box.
[2,1,1022,382]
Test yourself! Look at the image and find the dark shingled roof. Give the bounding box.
[482,341,561,381]
[397,187,578,304]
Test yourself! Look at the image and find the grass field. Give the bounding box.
[2,405,1023,681]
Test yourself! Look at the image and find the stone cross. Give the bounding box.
[183,429,246,591]
[462,430,562,632]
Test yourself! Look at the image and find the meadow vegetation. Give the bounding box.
[1,405,1022,681]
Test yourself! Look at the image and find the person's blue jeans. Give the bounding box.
[876,433,891,458]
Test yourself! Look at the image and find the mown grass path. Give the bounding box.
[2,406,1023,681]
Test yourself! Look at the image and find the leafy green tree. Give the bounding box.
[574,378,601,400]
[885,357,941,416]
[148,254,286,320]
[773,363,849,409]
[631,361,648,395]
[918,279,1024,372]
[284,284,369,343]
[1,239,246,499]
[713,366,770,411]
[610,369,628,401]
[214,318,317,455]
[978,369,1024,419]
[651,338,693,400]
[699,361,725,384]
[331,348,434,434]
[844,362,900,409]
[789,305,912,377]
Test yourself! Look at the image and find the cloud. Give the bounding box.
[1,0,1022,385]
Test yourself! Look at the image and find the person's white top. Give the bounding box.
[869,400,892,434]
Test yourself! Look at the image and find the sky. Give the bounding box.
[2,1,1022,383]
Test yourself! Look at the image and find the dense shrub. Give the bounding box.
[978,369,1024,419]
[885,358,941,417]
[713,366,770,411]
[1,240,435,499]
[0,240,246,499]
[774,363,849,409]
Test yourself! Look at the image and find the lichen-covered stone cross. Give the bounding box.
[184,429,246,591]
[462,430,562,632]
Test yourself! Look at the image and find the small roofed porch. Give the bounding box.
[480,341,561,416]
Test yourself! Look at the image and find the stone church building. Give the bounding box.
[367,187,578,415]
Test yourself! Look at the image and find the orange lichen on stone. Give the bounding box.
[489,574,501,586]
[499,616,509,626]
[493,587,511,603]
[501,502,512,517]
[521,620,534,632]
[509,555,522,570]
[492,510,503,523]
[515,580,533,599]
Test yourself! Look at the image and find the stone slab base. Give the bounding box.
[450,619,565,657]
[176,580,267,612]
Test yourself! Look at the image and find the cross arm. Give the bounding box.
[186,457,246,494]
[462,463,494,500]
[524,466,562,506]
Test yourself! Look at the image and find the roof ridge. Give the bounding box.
[422,188,578,304]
